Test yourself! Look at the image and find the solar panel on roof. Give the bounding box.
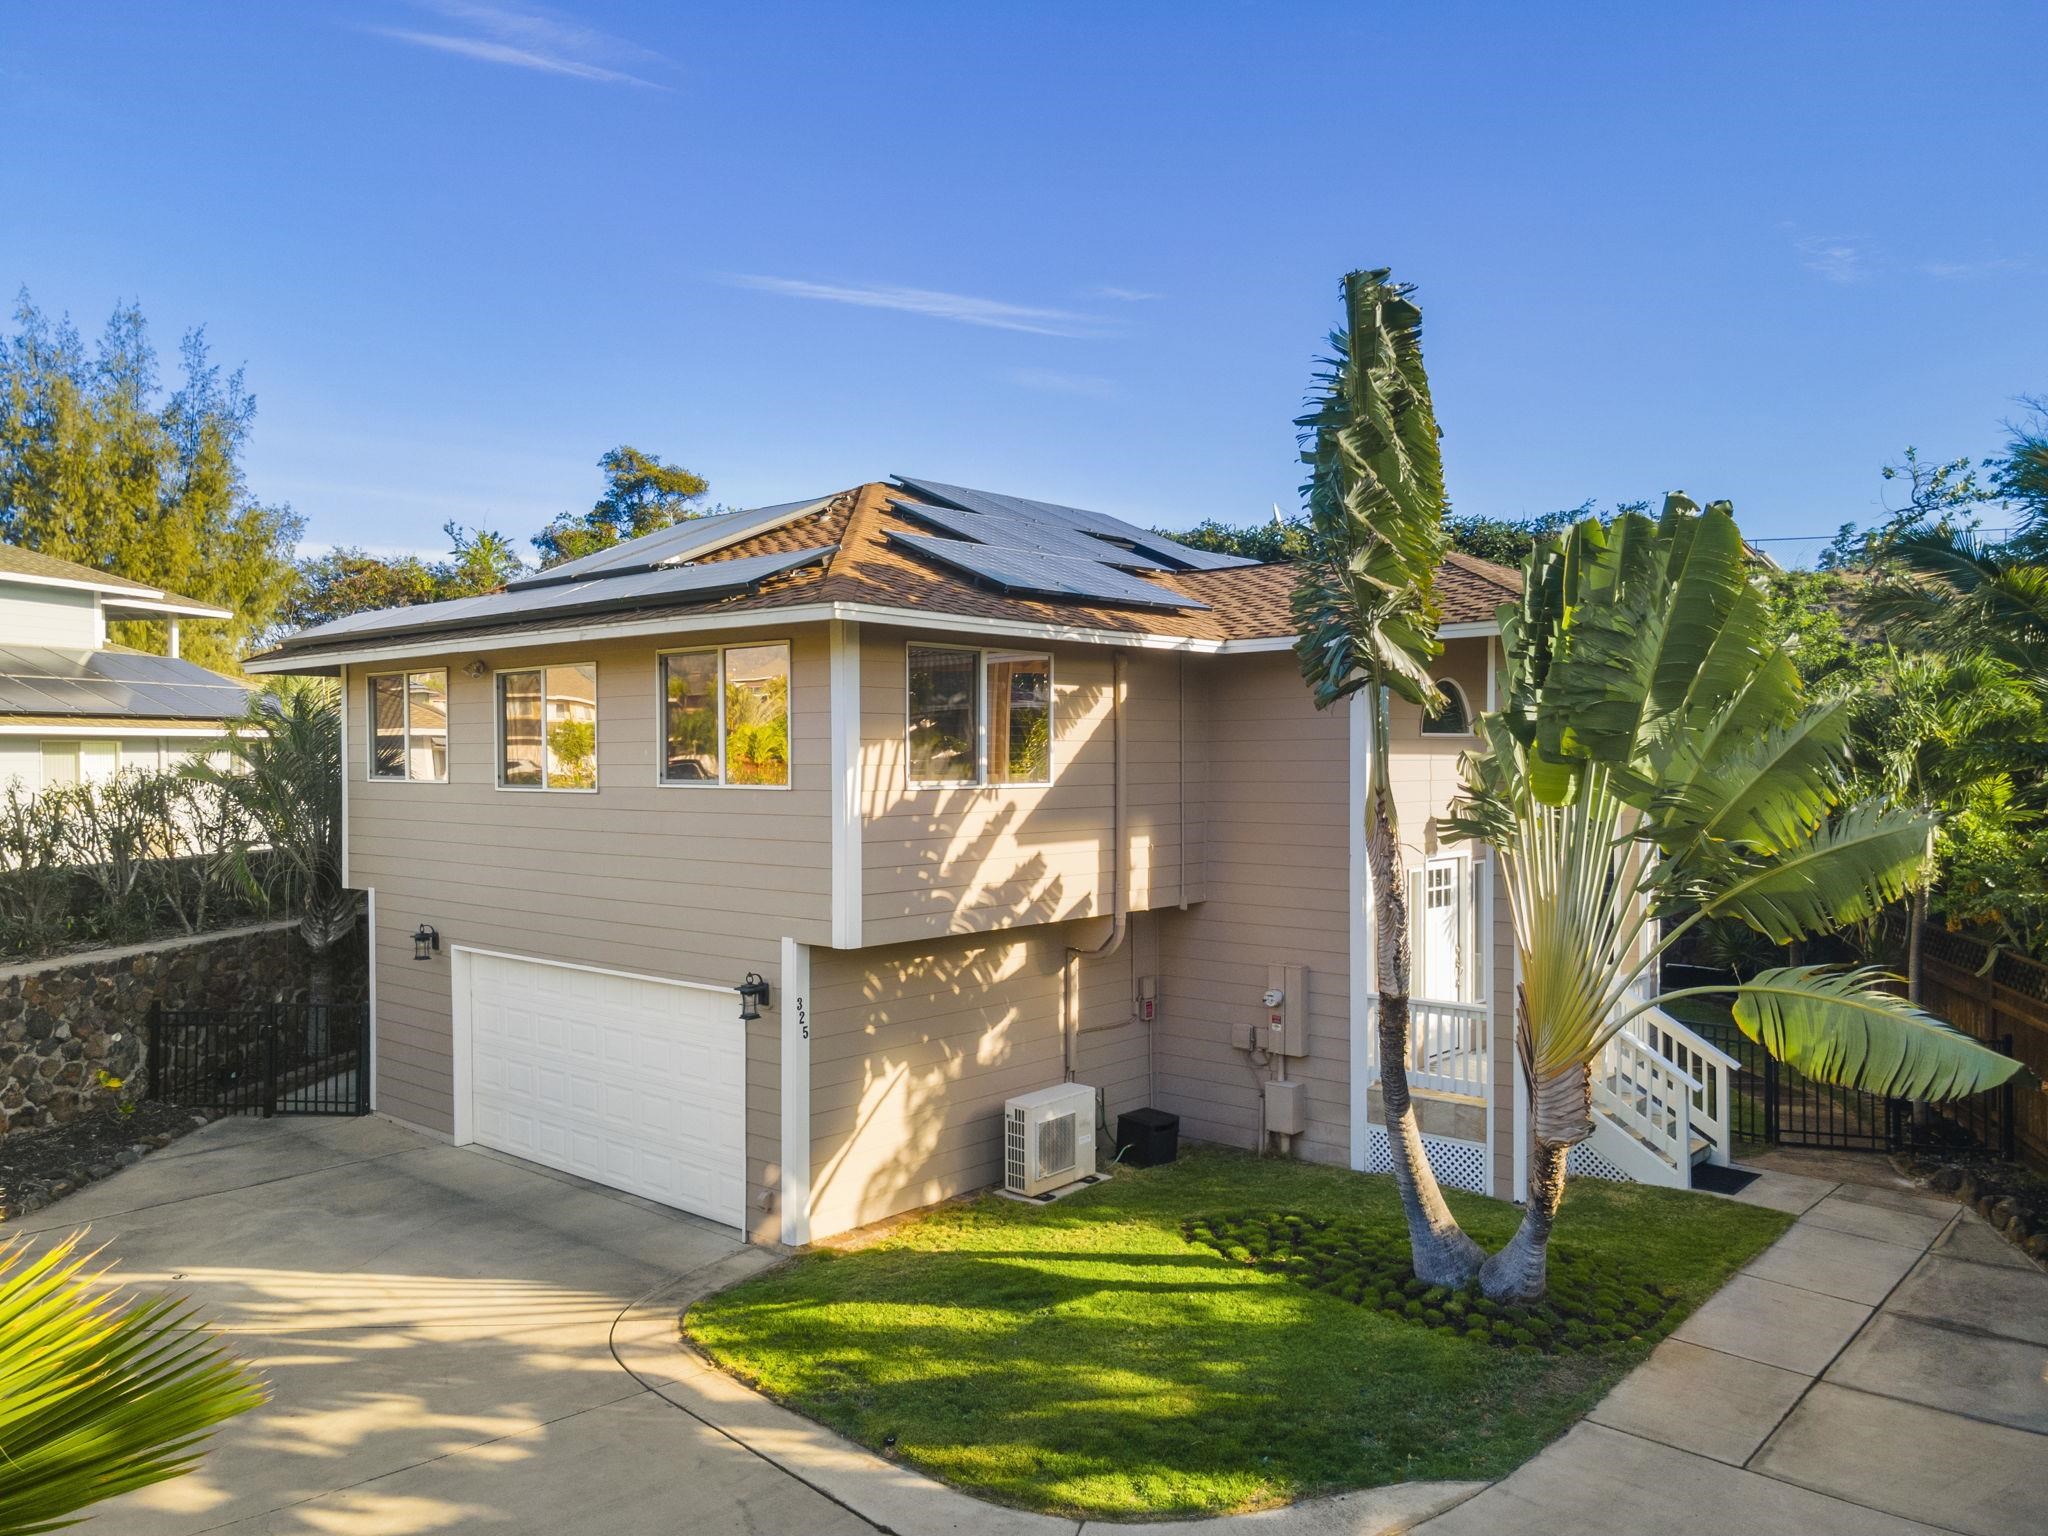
[0,646,250,719]
[892,476,1260,572]
[282,545,834,650]
[506,497,832,589]
[887,499,1173,572]
[887,534,1209,610]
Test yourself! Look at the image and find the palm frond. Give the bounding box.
[1725,965,2028,1100]
[1290,268,1449,711]
[0,1233,265,1534]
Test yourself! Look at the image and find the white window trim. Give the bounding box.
[494,661,600,794]
[1421,677,1477,738]
[366,668,450,783]
[903,642,1055,790]
[654,640,794,791]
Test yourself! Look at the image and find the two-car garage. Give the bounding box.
[452,950,748,1229]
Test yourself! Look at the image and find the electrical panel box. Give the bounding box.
[1264,1078,1307,1136]
[1136,975,1156,1023]
[1263,964,1308,1057]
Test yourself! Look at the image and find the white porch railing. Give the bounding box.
[1587,1006,1740,1182]
[1403,997,1490,1102]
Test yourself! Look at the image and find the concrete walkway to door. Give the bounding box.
[8,1114,870,1536]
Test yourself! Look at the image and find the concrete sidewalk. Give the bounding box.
[1411,1160,2048,1536]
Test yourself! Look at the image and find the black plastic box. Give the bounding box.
[1116,1107,1180,1167]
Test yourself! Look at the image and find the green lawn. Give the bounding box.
[684,1148,1791,1519]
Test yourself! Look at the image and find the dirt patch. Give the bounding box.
[0,1102,216,1221]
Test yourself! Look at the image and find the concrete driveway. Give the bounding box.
[14,1114,870,1536]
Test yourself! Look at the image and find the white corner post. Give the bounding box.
[828,620,862,950]
[1348,692,1377,1172]
[778,936,813,1247]
[167,616,181,658]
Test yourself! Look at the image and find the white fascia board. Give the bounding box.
[245,598,1497,673]
[0,570,169,601]
[102,595,234,620]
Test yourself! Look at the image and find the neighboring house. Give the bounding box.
[0,546,245,792]
[247,477,1734,1245]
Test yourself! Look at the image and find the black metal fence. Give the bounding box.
[147,1001,369,1117]
[1666,981,2019,1163]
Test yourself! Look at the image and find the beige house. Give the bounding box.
[248,477,1733,1245]
[0,545,243,790]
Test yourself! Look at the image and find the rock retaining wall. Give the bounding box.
[0,921,357,1134]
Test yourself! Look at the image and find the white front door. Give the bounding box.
[459,950,746,1227]
[1420,858,1464,1001]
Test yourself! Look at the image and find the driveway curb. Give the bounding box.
[609,1257,1486,1536]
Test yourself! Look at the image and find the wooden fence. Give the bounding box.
[1918,928,2048,1169]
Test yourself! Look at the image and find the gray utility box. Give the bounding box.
[1264,1079,1307,1136]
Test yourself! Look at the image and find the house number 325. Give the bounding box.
[797,999,809,1040]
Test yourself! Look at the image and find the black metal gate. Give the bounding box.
[147,1001,370,1117]
[1683,1010,2016,1159]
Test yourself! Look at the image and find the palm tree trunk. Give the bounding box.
[1370,796,1484,1287]
[1907,884,1927,1006]
[1480,1055,1591,1303]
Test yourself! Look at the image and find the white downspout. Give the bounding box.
[1064,652,1129,1081]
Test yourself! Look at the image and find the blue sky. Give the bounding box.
[3,2,2042,561]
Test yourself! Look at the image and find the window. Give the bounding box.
[1422,678,1472,735]
[906,644,1053,787]
[369,670,450,781]
[660,642,791,787]
[498,663,597,790]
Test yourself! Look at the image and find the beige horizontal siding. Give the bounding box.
[347,623,834,1241]
[858,629,1200,945]
[805,918,1161,1238]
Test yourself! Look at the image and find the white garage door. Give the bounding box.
[460,951,746,1227]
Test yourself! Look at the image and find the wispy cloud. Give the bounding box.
[1923,255,2030,281]
[726,276,1111,338]
[1008,367,1117,398]
[1093,285,1165,302]
[371,2,669,88]
[1795,234,1871,284]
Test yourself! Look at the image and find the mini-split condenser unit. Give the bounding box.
[1004,1083,1097,1197]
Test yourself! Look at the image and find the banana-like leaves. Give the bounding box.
[1704,803,1932,943]
[0,1232,265,1535]
[1290,269,1450,711]
[1730,966,2027,1100]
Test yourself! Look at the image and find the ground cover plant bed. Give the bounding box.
[685,1147,1791,1519]
[1184,1212,1682,1353]
[0,1101,213,1220]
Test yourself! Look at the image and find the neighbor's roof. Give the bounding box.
[249,478,1521,671]
[0,545,233,619]
[0,644,250,721]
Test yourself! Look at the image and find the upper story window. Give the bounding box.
[906,644,1053,788]
[1422,678,1472,736]
[369,670,449,782]
[498,663,596,790]
[661,642,791,787]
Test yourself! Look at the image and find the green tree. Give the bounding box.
[289,520,525,629]
[185,682,356,1002]
[1446,498,2022,1301]
[1290,269,1485,1286]
[0,1230,264,1533]
[0,294,301,671]
[532,445,710,568]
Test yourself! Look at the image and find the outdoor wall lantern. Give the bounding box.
[412,923,441,962]
[736,972,771,1022]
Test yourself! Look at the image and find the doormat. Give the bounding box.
[1691,1164,1761,1196]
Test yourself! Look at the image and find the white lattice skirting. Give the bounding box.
[1565,1142,1635,1183]
[1362,1126,1490,1194]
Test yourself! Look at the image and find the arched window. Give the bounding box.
[1422,679,1472,735]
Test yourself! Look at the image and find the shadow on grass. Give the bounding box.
[686,1147,1792,1521]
